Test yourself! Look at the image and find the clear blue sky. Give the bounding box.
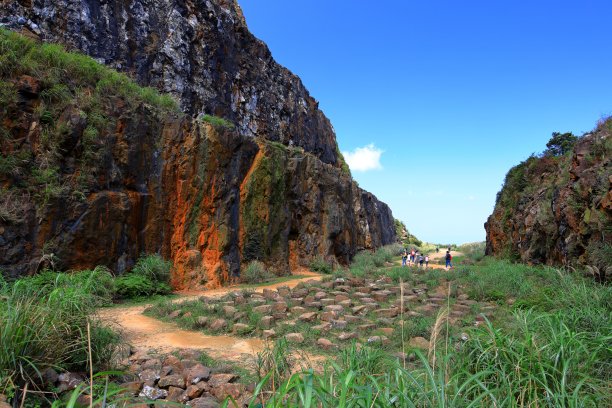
[239,0,612,244]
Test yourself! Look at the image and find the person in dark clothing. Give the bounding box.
[445,251,452,269]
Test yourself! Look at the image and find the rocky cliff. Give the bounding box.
[1,0,339,164]
[485,119,611,272]
[0,24,395,287]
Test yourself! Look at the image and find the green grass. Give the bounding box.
[309,256,333,274]
[241,260,274,284]
[200,114,235,129]
[0,269,122,399]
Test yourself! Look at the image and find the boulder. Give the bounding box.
[285,333,305,343]
[317,338,335,350]
[158,374,185,389]
[139,385,168,400]
[209,319,228,331]
[185,364,211,384]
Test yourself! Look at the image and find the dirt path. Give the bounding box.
[99,270,322,361]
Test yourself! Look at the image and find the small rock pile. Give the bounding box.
[125,349,253,407]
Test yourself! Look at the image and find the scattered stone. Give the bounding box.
[188,396,221,408]
[223,305,237,317]
[139,385,168,400]
[299,312,317,322]
[317,338,335,350]
[331,319,347,329]
[358,323,375,331]
[375,308,399,318]
[253,304,272,314]
[160,365,173,377]
[185,382,209,399]
[158,374,185,389]
[367,335,388,344]
[56,372,85,392]
[324,304,344,313]
[272,301,288,313]
[372,290,391,302]
[185,364,211,384]
[166,386,186,402]
[260,316,274,328]
[233,323,250,333]
[211,383,245,402]
[263,288,278,300]
[262,329,276,339]
[344,315,360,323]
[409,337,430,350]
[320,298,335,306]
[208,373,238,388]
[319,311,337,322]
[118,381,143,397]
[234,296,246,305]
[312,322,332,331]
[41,367,59,385]
[290,306,306,314]
[314,291,327,300]
[195,316,209,328]
[335,294,350,303]
[209,318,228,331]
[163,355,182,370]
[285,333,305,343]
[168,310,181,319]
[352,305,367,314]
[277,286,291,297]
[337,332,358,341]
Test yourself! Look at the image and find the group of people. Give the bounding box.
[401,248,429,268]
[401,247,454,270]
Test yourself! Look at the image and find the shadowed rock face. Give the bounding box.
[1,0,338,164]
[485,121,611,268]
[0,1,397,286]
[0,77,394,285]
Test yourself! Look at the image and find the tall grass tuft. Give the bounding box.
[0,269,121,398]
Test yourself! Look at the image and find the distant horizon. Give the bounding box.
[240,0,612,244]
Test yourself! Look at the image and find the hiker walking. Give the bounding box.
[402,248,408,266]
[410,248,416,265]
[425,254,429,268]
[445,250,452,269]
[418,254,424,268]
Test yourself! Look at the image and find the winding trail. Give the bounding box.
[98,270,322,361]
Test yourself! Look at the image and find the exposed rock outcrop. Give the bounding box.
[485,119,611,270]
[0,29,396,287]
[0,0,339,164]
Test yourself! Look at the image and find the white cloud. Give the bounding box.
[342,143,383,172]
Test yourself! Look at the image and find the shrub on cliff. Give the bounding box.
[310,256,333,274]
[200,113,235,129]
[544,131,578,156]
[114,254,172,299]
[241,261,272,284]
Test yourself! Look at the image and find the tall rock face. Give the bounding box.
[485,120,611,269]
[1,0,338,164]
[0,17,396,286]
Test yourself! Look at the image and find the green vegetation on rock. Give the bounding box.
[199,113,235,129]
